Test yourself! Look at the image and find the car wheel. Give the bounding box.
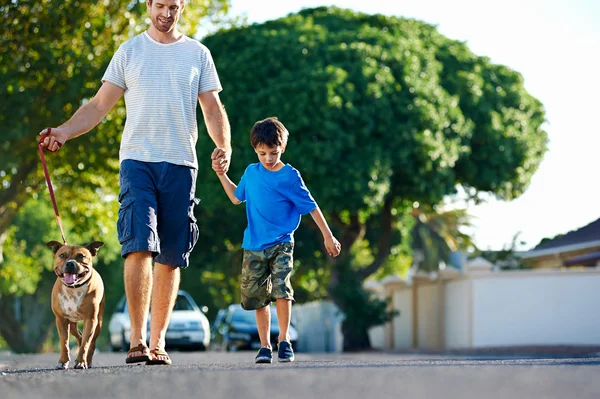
[191,344,206,352]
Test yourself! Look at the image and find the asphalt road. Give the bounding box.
[1,350,599,399]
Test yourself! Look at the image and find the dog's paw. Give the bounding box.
[74,361,88,370]
[55,362,69,370]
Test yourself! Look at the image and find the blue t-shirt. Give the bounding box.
[234,163,317,251]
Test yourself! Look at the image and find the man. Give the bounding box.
[39,0,231,365]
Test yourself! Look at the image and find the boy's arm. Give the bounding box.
[217,174,242,205]
[309,207,341,257]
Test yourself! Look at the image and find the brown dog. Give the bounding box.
[47,241,105,370]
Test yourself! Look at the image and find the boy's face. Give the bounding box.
[254,144,285,171]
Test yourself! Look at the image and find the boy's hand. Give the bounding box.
[324,236,341,257]
[211,147,230,175]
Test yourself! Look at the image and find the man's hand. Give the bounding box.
[38,127,68,152]
[211,147,231,175]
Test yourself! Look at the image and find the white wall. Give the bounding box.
[293,301,343,352]
[444,279,471,349]
[392,288,413,349]
[471,270,600,347]
[416,284,442,349]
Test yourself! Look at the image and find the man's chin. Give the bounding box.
[153,21,174,33]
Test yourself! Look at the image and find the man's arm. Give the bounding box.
[39,81,125,151]
[199,90,231,174]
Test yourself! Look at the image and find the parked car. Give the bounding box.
[108,290,210,351]
[211,304,298,351]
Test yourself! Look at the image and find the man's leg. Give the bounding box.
[148,262,180,360]
[256,305,271,348]
[275,298,292,343]
[124,251,153,357]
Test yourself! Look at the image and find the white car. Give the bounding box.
[108,290,211,351]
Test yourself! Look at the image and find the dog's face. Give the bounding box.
[47,241,104,287]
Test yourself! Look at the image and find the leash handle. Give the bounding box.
[38,128,68,245]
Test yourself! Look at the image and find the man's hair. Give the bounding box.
[148,0,185,4]
[250,117,289,149]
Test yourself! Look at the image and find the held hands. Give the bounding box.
[211,147,231,175]
[325,235,342,257]
[38,127,67,152]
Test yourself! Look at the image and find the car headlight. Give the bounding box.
[228,332,251,341]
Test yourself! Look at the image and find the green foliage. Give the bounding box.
[0,200,56,295]
[202,7,546,214]
[199,7,547,349]
[410,205,476,272]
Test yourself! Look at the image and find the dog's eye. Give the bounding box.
[77,254,85,260]
[59,253,66,259]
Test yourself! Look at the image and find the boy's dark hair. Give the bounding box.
[250,117,289,149]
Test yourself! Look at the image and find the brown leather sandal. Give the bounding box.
[146,348,172,366]
[125,344,150,364]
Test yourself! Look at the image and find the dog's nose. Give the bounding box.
[65,260,78,273]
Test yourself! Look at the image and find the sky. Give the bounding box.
[227,0,600,251]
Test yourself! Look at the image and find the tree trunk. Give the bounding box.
[341,320,371,351]
[327,264,373,352]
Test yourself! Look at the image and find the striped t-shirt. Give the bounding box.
[102,31,222,169]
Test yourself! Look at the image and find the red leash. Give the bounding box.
[38,128,68,245]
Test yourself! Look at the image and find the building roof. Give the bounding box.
[563,251,600,267]
[533,217,600,251]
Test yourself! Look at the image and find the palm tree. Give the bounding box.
[410,205,476,273]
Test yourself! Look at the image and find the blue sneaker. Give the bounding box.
[277,341,295,362]
[255,347,272,364]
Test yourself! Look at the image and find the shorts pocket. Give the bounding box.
[117,196,134,244]
[188,198,200,252]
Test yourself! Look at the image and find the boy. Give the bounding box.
[212,117,341,363]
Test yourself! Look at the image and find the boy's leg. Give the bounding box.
[269,242,295,338]
[255,305,272,348]
[268,242,295,362]
[275,298,292,343]
[241,248,274,362]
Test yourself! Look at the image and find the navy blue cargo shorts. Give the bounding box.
[117,160,200,268]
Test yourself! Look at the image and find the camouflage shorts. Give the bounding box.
[240,242,294,310]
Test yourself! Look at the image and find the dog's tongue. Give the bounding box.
[64,273,77,284]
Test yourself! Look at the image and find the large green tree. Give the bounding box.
[198,7,548,350]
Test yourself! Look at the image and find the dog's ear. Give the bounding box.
[46,241,64,254]
[86,241,104,257]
